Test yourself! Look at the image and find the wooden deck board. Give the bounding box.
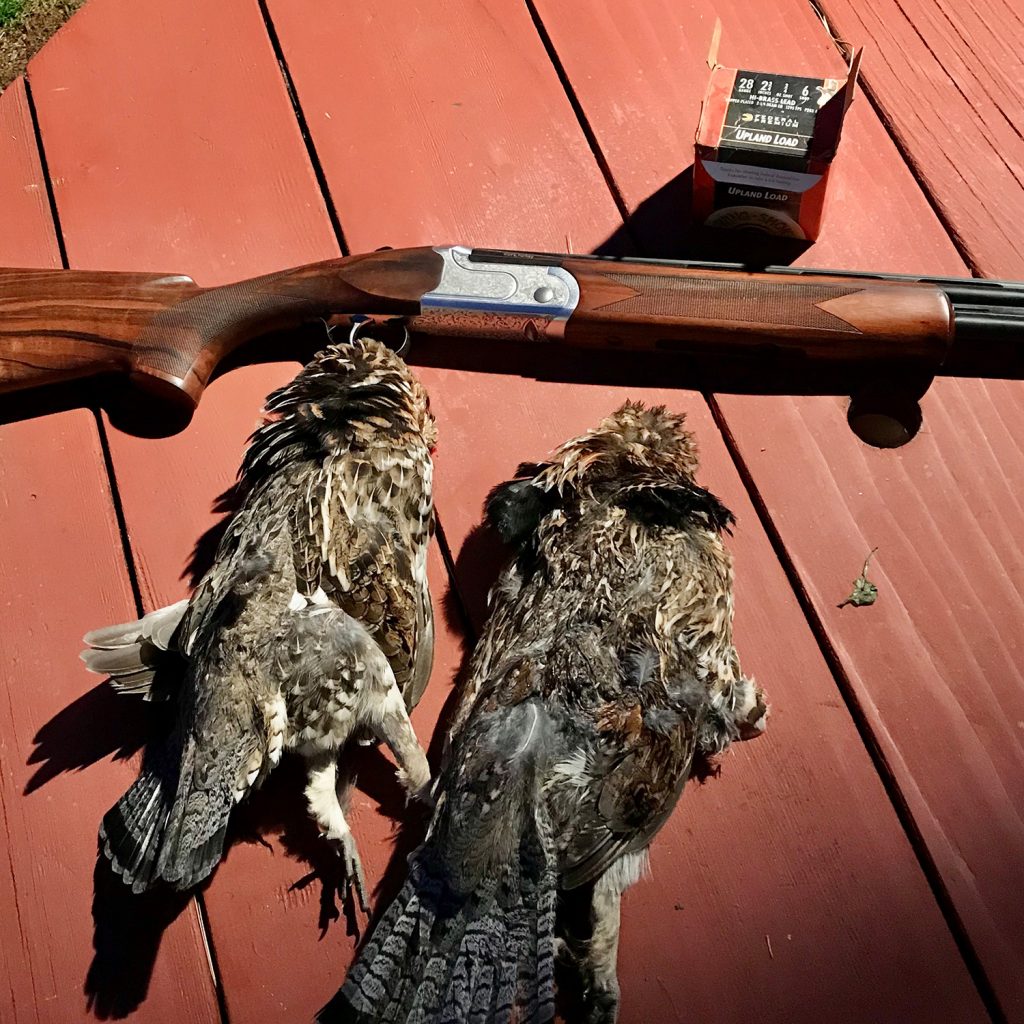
[0,83,61,267]
[263,0,622,253]
[716,375,1024,1019]
[0,80,220,1024]
[2,0,1020,1019]
[530,0,1024,1016]
[269,1,988,1020]
[816,0,1024,276]
[25,2,467,1021]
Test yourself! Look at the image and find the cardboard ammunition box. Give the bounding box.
[694,31,861,241]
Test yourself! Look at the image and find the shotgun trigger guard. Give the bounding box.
[348,314,411,357]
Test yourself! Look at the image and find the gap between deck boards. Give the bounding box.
[806,0,983,276]
[21,69,233,1024]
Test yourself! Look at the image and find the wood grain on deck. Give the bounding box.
[0,80,220,1023]
[816,0,1024,276]
[531,0,1024,1017]
[0,0,1019,1020]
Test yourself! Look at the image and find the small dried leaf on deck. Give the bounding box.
[838,548,879,609]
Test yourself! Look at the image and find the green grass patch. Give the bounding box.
[0,0,83,90]
[0,1,28,29]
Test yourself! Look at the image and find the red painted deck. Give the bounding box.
[0,1,1020,1022]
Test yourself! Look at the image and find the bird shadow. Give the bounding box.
[441,521,506,637]
[22,629,187,1018]
[84,844,197,1020]
[184,481,245,589]
[23,683,154,796]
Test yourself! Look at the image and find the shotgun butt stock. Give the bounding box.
[0,267,200,403]
[0,247,445,411]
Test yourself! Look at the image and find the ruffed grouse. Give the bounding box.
[336,401,768,1022]
[81,337,436,907]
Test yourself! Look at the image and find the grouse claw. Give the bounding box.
[585,989,620,1024]
[325,830,369,913]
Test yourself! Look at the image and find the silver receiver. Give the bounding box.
[414,245,580,340]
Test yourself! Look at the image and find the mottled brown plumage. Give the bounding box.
[337,401,768,1024]
[82,338,436,904]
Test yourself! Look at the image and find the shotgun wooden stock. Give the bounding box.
[0,245,974,415]
[0,247,443,408]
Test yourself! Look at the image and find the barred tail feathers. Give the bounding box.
[100,734,234,894]
[99,766,174,894]
[335,817,558,1024]
[331,697,560,1023]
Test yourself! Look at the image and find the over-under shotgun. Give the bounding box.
[1,245,1021,412]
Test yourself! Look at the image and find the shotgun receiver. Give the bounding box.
[2,244,1021,415]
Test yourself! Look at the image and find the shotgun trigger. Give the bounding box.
[348,315,411,357]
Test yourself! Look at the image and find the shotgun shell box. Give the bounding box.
[694,50,861,240]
